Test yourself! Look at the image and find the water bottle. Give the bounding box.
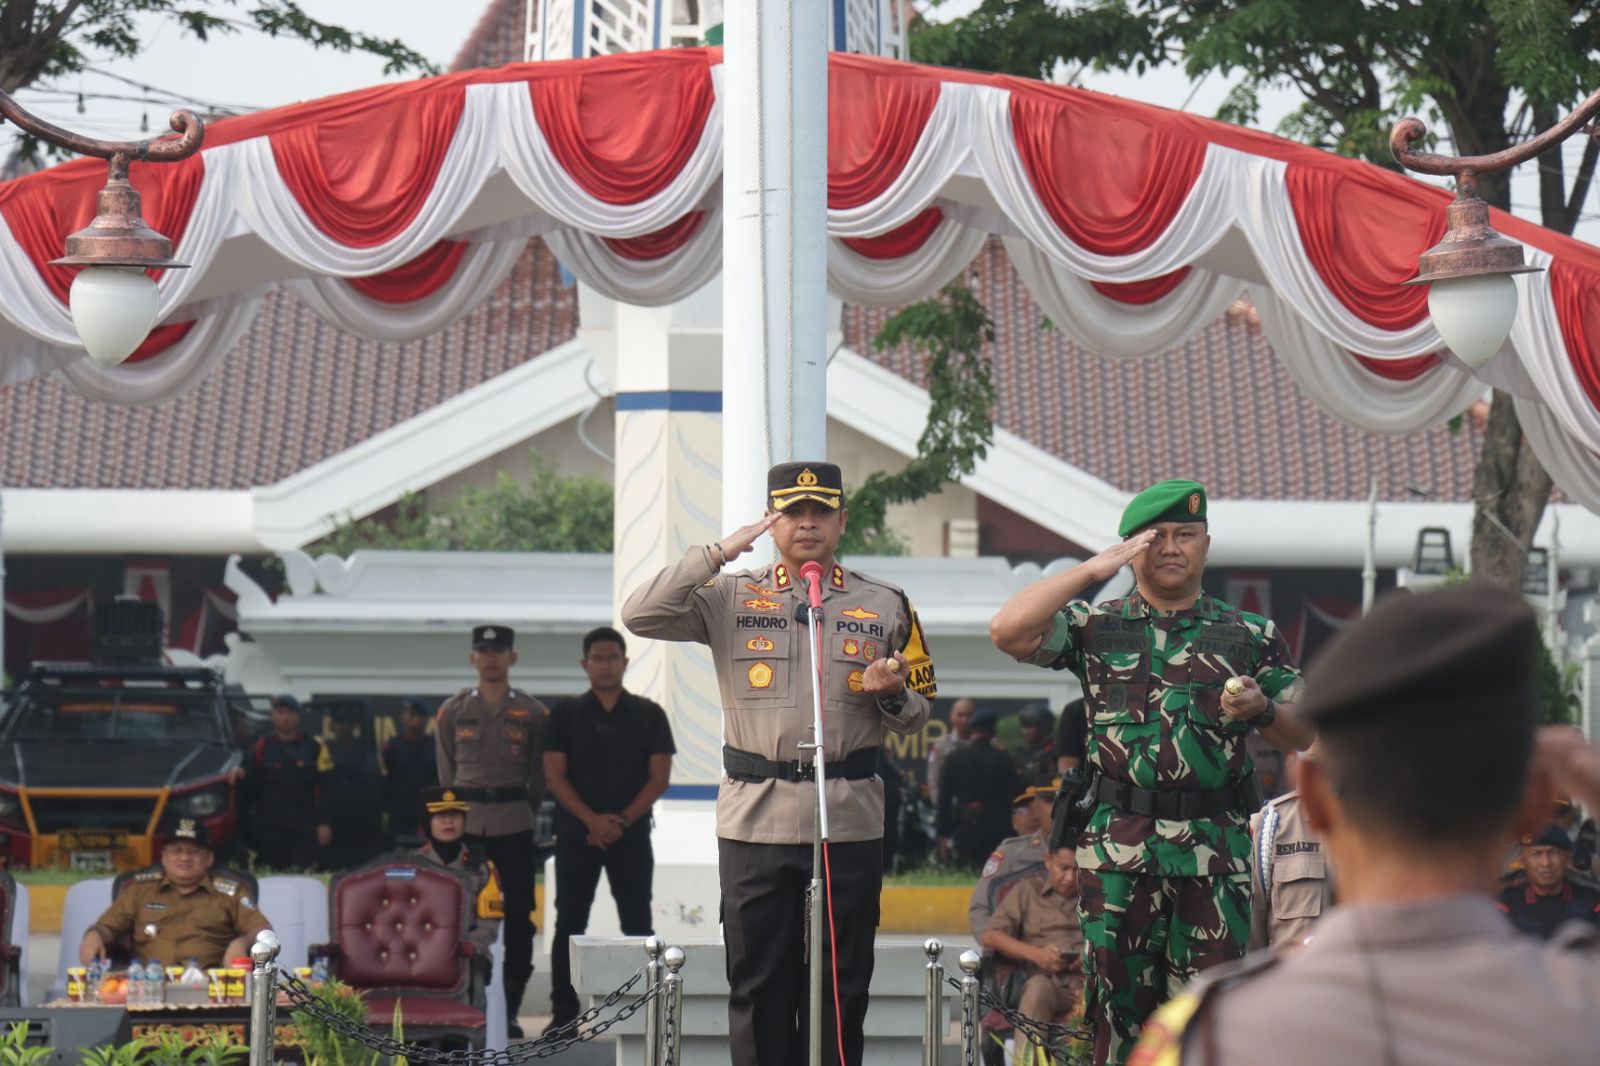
[145,960,165,1006]
[127,963,145,1008]
[310,956,330,985]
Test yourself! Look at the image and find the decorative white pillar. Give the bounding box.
[720,0,830,528]
[587,284,728,786]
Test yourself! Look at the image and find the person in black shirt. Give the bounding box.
[240,696,331,870]
[1497,823,1600,939]
[1055,698,1087,773]
[383,699,439,847]
[542,626,675,1031]
[319,702,385,869]
[937,708,1018,870]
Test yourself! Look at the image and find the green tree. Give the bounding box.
[313,451,614,555]
[840,280,997,556]
[914,0,1600,589]
[0,1,435,94]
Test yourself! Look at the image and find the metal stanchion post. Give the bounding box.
[662,946,686,1066]
[247,930,282,1066]
[923,938,944,1066]
[958,949,982,1066]
[643,936,665,1066]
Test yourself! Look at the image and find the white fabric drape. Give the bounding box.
[828,216,988,306]
[55,296,266,406]
[4,590,92,625]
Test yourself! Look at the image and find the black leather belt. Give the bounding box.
[1094,774,1261,820]
[723,744,880,784]
[449,786,527,803]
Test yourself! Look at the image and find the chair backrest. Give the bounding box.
[51,877,115,1001]
[258,875,327,970]
[329,858,470,994]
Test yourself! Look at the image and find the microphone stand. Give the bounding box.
[799,565,829,1066]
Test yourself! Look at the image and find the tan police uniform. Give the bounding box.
[433,625,548,1027]
[620,460,935,1066]
[985,877,1086,1025]
[1129,896,1600,1066]
[90,870,270,967]
[415,840,503,950]
[1247,791,1333,951]
[969,831,1046,942]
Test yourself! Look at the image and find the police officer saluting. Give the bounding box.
[622,461,936,1066]
[435,625,548,1034]
[990,480,1312,1066]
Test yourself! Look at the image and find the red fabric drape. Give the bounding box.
[840,208,944,260]
[0,157,204,301]
[1350,352,1441,381]
[1009,86,1206,257]
[124,320,197,364]
[828,58,941,210]
[602,211,707,260]
[1550,259,1600,412]
[270,87,467,248]
[1090,267,1192,305]
[346,240,469,303]
[1285,162,1445,331]
[529,51,715,205]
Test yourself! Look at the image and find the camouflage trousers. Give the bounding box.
[1077,868,1251,1066]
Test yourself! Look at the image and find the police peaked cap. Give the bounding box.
[422,787,471,816]
[472,624,514,649]
[1296,582,1538,730]
[767,461,844,511]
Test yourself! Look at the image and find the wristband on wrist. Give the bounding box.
[710,542,727,567]
[1256,699,1277,730]
[617,813,633,830]
[876,690,909,715]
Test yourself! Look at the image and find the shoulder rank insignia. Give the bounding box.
[774,565,791,589]
[213,879,238,897]
[830,565,846,589]
[135,870,162,883]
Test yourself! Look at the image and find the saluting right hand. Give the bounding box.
[1084,530,1156,581]
[716,514,780,565]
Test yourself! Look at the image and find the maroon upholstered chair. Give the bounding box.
[311,853,486,1047]
[0,868,19,1007]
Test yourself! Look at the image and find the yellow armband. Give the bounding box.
[477,861,504,921]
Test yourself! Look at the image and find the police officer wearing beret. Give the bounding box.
[243,695,332,870]
[80,815,271,968]
[1498,823,1600,940]
[435,625,548,1032]
[1129,584,1600,1066]
[622,461,936,1066]
[991,480,1312,1066]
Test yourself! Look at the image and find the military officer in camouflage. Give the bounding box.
[623,461,935,1066]
[990,479,1312,1066]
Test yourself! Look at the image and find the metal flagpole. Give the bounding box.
[799,562,830,1066]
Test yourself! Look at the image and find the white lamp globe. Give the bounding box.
[69,265,159,369]
[1427,272,1518,370]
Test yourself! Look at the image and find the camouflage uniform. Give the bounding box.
[1025,592,1301,1066]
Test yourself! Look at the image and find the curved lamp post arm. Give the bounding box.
[1391,87,1600,195]
[0,89,204,169]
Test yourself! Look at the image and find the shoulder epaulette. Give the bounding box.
[133,869,162,883]
[211,877,239,897]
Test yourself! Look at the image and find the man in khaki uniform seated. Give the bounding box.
[982,845,1086,1059]
[80,815,271,967]
[1129,584,1600,1066]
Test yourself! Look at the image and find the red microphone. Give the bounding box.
[800,561,825,610]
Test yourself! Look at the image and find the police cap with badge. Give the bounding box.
[422,786,471,817]
[472,624,515,650]
[767,462,844,511]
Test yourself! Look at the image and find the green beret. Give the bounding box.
[1118,479,1208,537]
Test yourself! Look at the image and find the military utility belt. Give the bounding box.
[449,786,528,803]
[723,744,880,784]
[1094,774,1262,821]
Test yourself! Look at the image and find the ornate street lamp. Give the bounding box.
[0,92,204,368]
[1388,102,1600,368]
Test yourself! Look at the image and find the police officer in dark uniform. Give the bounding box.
[436,625,548,1035]
[319,701,385,869]
[244,695,331,870]
[937,708,1018,870]
[1015,702,1057,780]
[1498,823,1600,939]
[383,698,438,847]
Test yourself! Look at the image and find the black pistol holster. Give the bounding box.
[1048,765,1100,850]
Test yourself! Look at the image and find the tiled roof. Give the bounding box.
[0,0,578,492]
[842,240,1487,504]
[0,245,576,489]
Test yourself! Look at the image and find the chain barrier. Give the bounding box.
[279,967,653,1065]
[661,980,677,1066]
[944,975,1094,1063]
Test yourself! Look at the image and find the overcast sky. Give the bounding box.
[11,0,1590,242]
